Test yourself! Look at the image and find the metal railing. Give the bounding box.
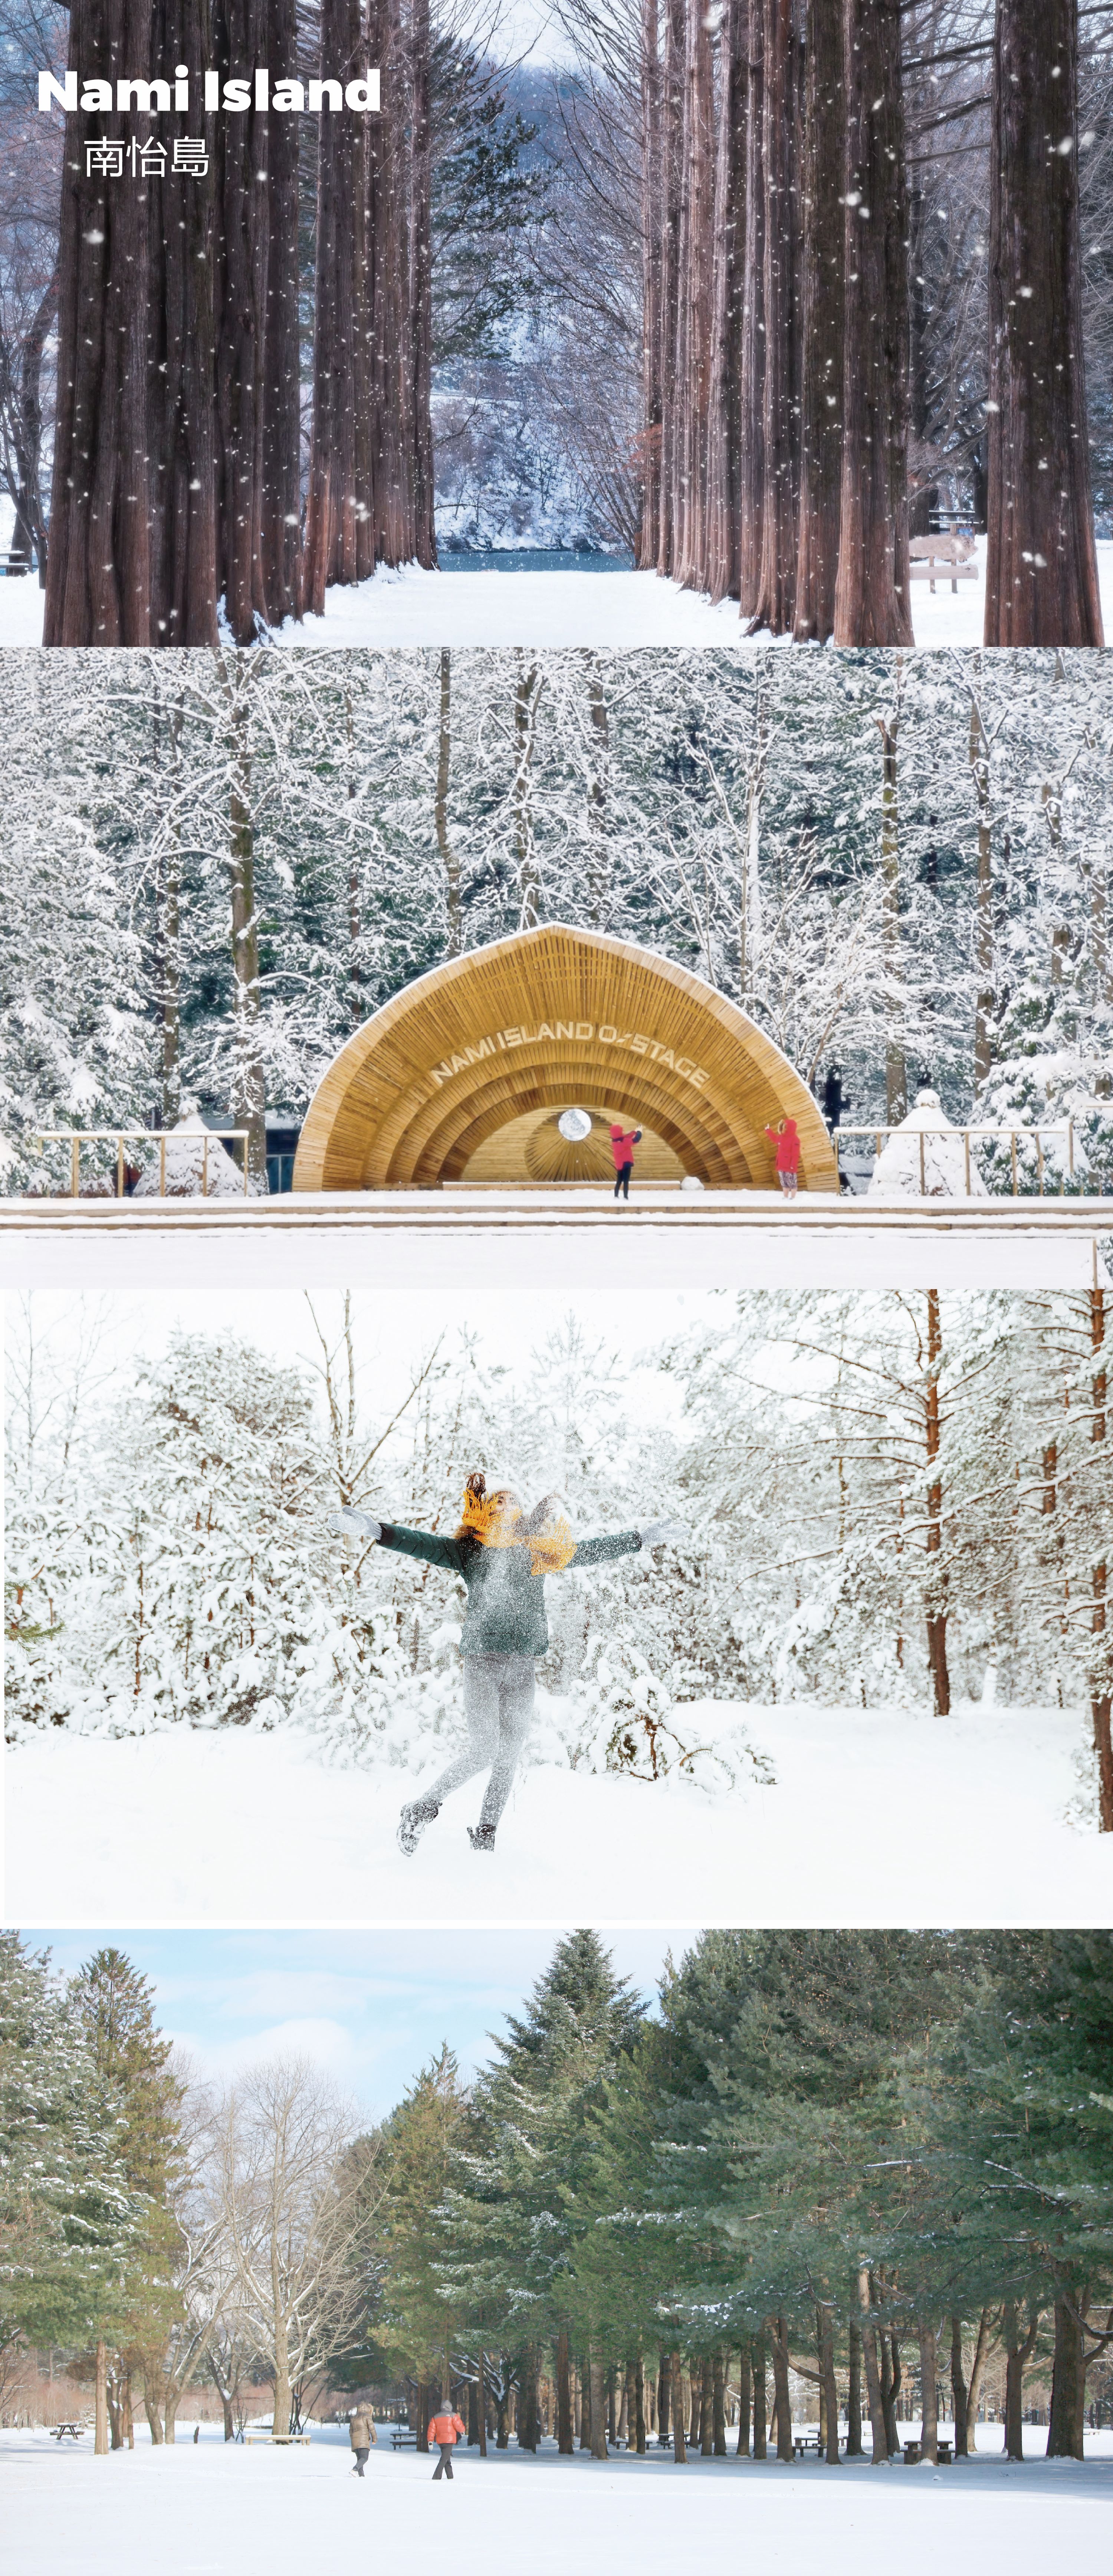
[833,1122,1074,1197]
[32,1128,252,1199]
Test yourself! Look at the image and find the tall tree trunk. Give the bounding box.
[752,2333,768,2457]
[950,2317,969,2458]
[638,0,664,565]
[736,2346,752,2455]
[410,0,437,567]
[556,2329,574,2454]
[793,0,843,637]
[670,2350,687,2461]
[657,2349,670,2444]
[656,0,686,575]
[590,2355,608,2460]
[477,2352,488,2455]
[817,2304,840,2464]
[748,0,797,634]
[1003,2304,1038,2461]
[736,0,765,615]
[259,0,302,621]
[846,2317,863,2456]
[147,0,220,646]
[94,2340,109,2454]
[857,2271,890,2465]
[164,2385,182,2442]
[706,0,747,601]
[212,0,270,642]
[43,0,153,645]
[513,661,542,926]
[157,703,184,1127]
[303,0,373,615]
[985,0,1103,646]
[434,649,462,953]
[699,2353,714,2453]
[917,2323,938,2464]
[1047,2295,1087,2460]
[965,2309,992,2453]
[371,0,416,565]
[634,2351,647,2453]
[712,2349,726,2454]
[9,269,59,582]
[673,0,715,588]
[833,0,913,645]
[879,2324,900,2456]
[924,1285,951,1714]
[769,2318,794,2460]
[144,2389,164,2444]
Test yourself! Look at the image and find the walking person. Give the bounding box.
[428,2401,466,2480]
[349,2405,376,2475]
[610,1122,642,1200]
[765,1116,802,1198]
[330,1471,683,1855]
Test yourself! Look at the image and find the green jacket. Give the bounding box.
[376,1522,641,1659]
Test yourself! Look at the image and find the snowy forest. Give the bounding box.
[1,0,1112,640]
[1,646,1112,1194]
[6,1286,1111,1824]
[3,1928,1112,2466]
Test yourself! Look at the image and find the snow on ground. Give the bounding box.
[7,1696,1109,1928]
[1,1197,1107,1295]
[2,537,1111,650]
[3,2423,1110,2576]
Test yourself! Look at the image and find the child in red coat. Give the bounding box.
[765,1117,801,1197]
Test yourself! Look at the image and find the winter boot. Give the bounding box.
[467,1821,496,1853]
[397,1798,437,1857]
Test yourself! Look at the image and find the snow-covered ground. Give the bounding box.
[2,537,1110,649]
[4,2422,1110,2576]
[7,1696,1109,1928]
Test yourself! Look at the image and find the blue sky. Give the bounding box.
[30,1928,698,2120]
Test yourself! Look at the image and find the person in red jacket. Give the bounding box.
[427,2402,466,2480]
[610,1122,642,1202]
[765,1116,801,1198]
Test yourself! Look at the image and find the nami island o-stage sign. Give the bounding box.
[292,925,839,1192]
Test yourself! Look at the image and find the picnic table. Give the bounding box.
[391,2426,418,2448]
[49,2423,85,2441]
[908,533,978,593]
[244,2431,312,2446]
[794,2433,823,2456]
[902,2438,953,2463]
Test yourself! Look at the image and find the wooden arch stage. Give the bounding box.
[292,926,839,1192]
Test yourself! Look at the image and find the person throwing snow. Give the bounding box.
[610,1122,642,1200]
[330,1471,683,1855]
[427,2402,466,2479]
[765,1116,801,1198]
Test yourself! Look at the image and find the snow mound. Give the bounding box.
[131,1111,264,1199]
[866,1090,989,1201]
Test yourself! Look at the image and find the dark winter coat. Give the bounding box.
[375,1522,641,1658]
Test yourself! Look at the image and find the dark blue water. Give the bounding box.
[437,549,635,574]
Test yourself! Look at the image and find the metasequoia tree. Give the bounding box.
[792,0,842,640]
[303,0,377,613]
[832,0,912,645]
[985,0,1104,647]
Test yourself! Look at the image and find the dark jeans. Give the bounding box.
[352,2446,370,2475]
[432,2442,455,2479]
[613,1161,633,1200]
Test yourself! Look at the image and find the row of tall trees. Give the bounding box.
[2,647,1110,1191]
[634,0,1106,643]
[7,1931,1111,2460]
[7,1288,1111,1823]
[41,0,435,645]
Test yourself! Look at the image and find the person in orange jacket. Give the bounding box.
[427,2401,466,2480]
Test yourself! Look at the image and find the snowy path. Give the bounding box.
[1,537,1110,649]
[7,1697,1108,1928]
[3,2425,1110,2576]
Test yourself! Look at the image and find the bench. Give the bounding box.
[49,2423,85,2441]
[244,2431,312,2445]
[794,2434,823,2456]
[909,534,978,592]
[391,2427,418,2448]
[903,2438,952,2463]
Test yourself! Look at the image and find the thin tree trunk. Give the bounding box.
[43,0,153,645]
[212,0,270,643]
[437,649,462,952]
[638,0,664,565]
[877,701,908,1126]
[1047,2296,1087,2460]
[700,2353,714,2453]
[950,2317,969,2458]
[634,2351,646,2453]
[926,1286,951,1716]
[1091,1291,1111,1828]
[846,2317,863,2456]
[857,2271,890,2465]
[736,2346,752,2455]
[556,2330,574,2454]
[94,2341,109,2454]
[656,0,686,576]
[752,2333,768,2457]
[917,2323,938,2464]
[224,660,267,1184]
[969,676,995,1090]
[410,0,437,567]
[833,0,913,645]
[1003,2304,1039,2461]
[817,2303,840,2464]
[590,2355,608,2460]
[712,2349,726,2454]
[674,0,715,588]
[793,0,843,637]
[706,0,747,601]
[769,2318,794,2460]
[670,2350,687,2461]
[657,2350,670,2444]
[748,0,797,634]
[303,0,372,616]
[736,0,765,617]
[965,2309,993,2453]
[985,0,1103,646]
[7,268,58,581]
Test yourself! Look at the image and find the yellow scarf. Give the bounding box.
[459,1486,577,1577]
